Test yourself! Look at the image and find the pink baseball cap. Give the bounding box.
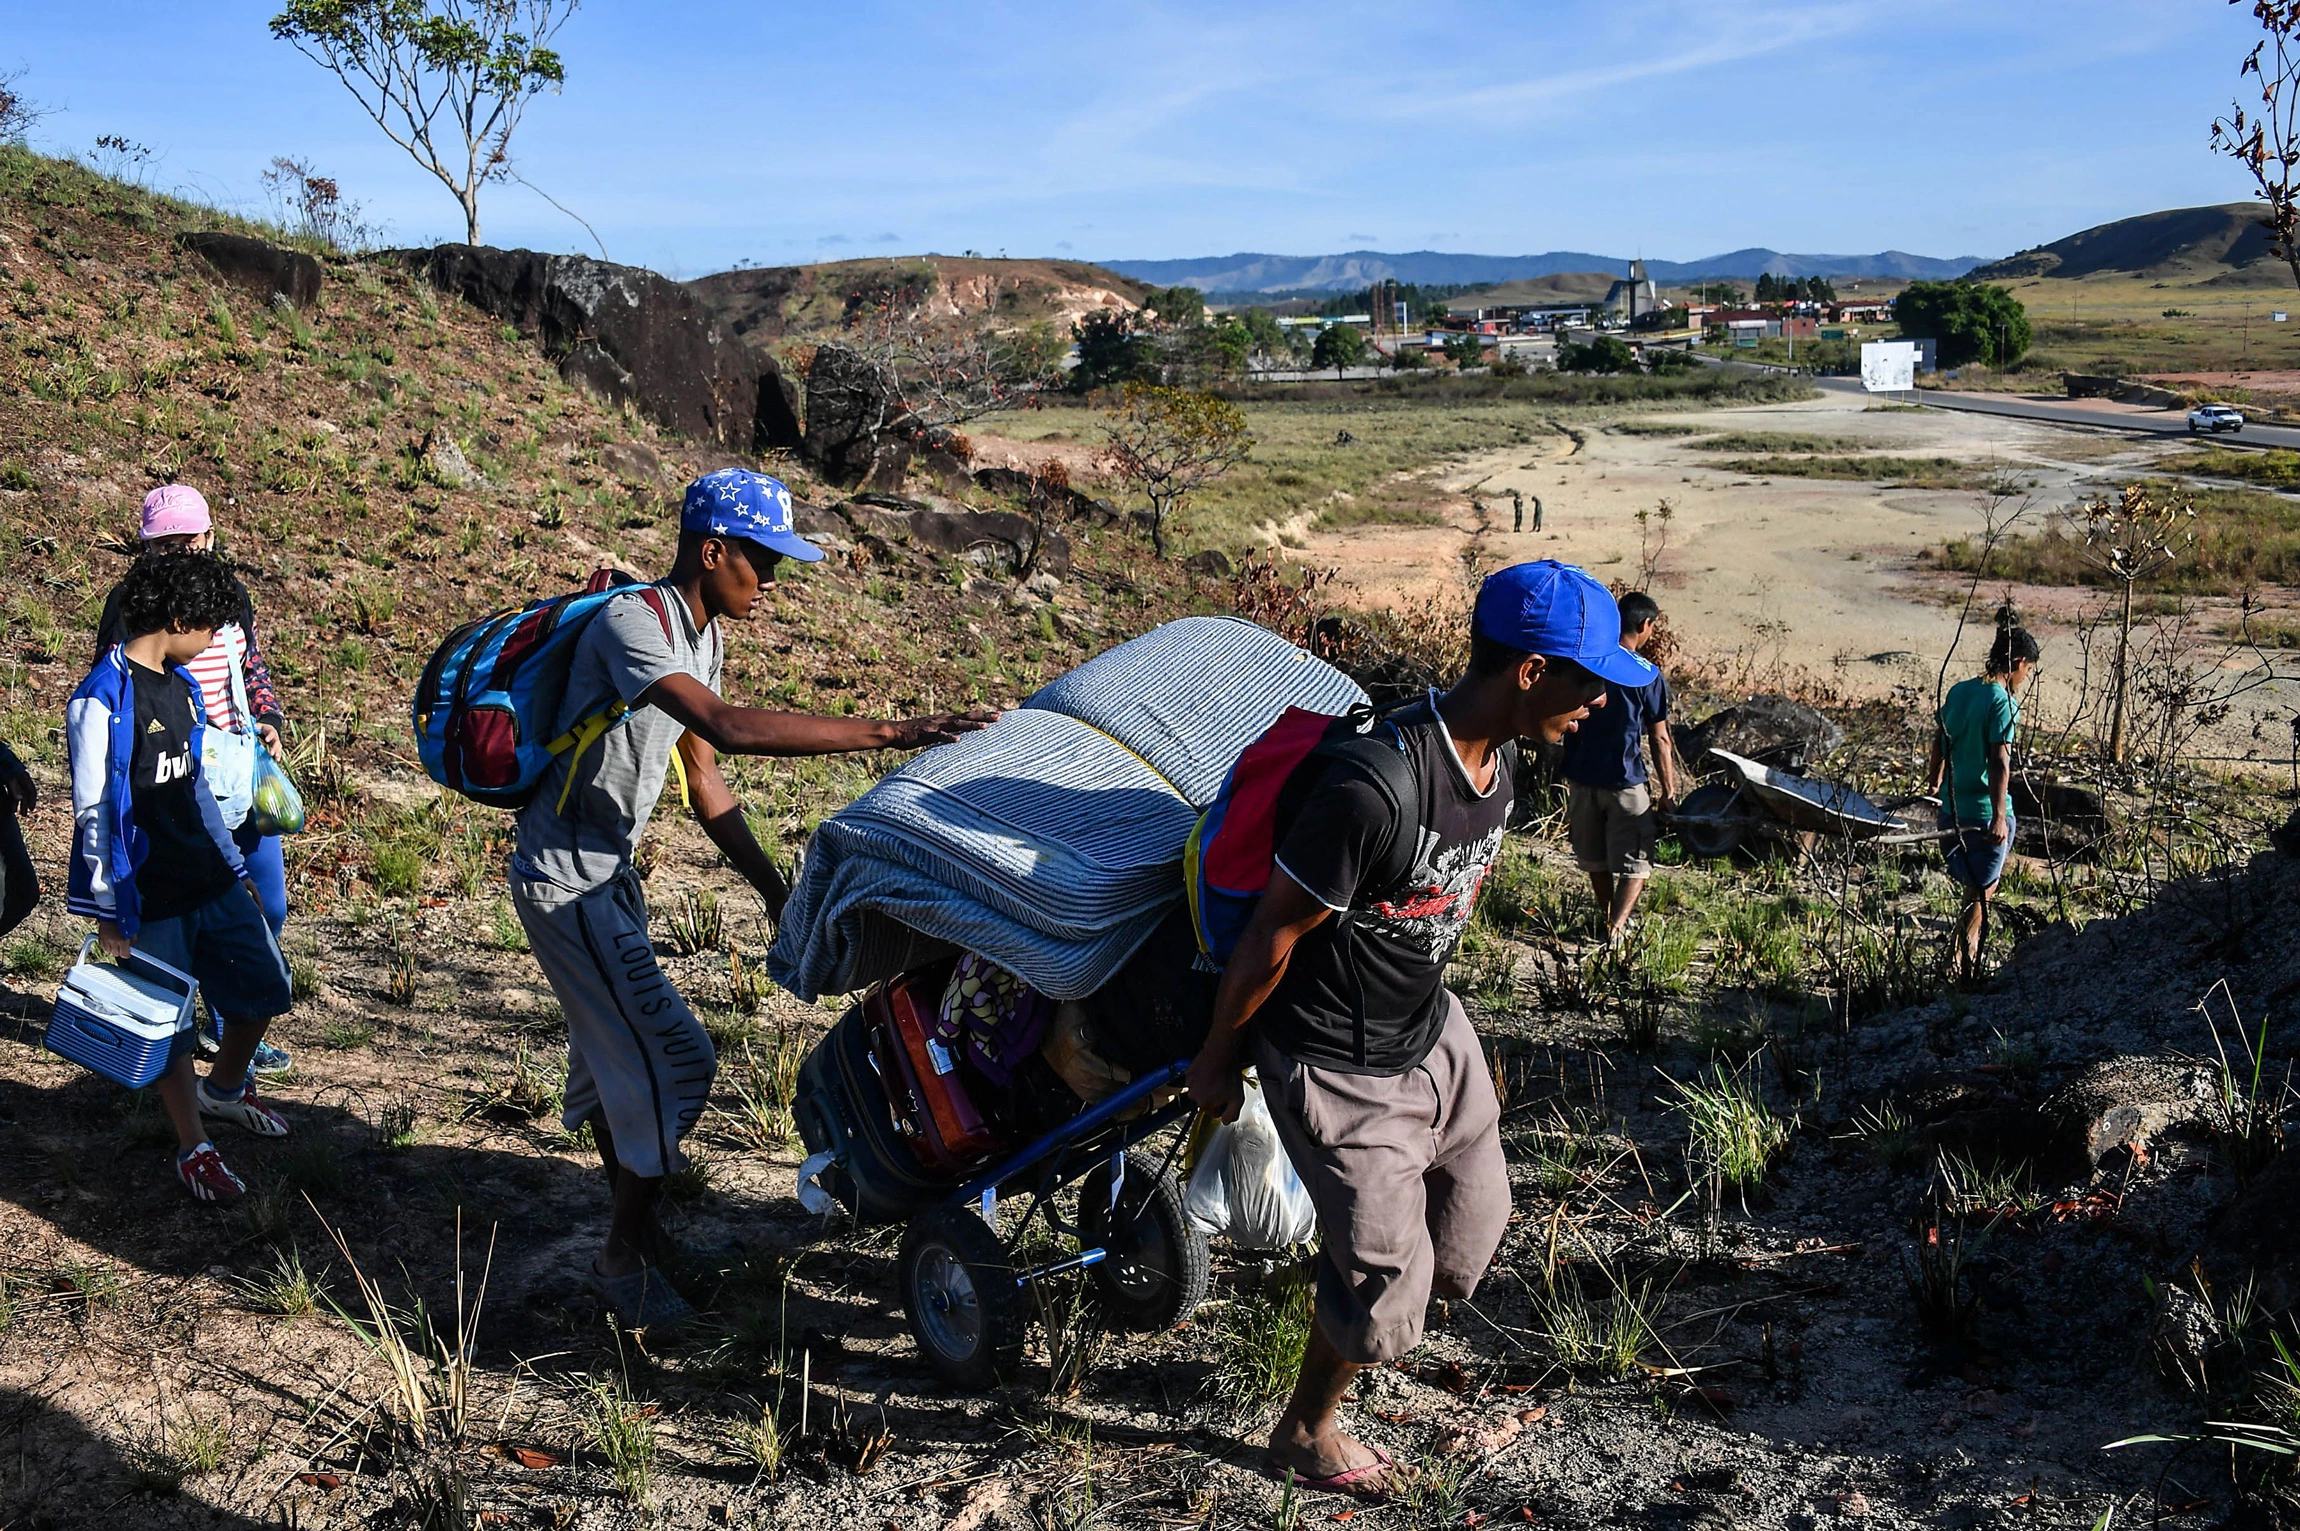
[140,484,212,540]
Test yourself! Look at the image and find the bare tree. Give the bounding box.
[270,0,575,247]
[0,68,49,143]
[2212,1,2300,294]
[2068,483,2196,763]
[1101,382,1253,558]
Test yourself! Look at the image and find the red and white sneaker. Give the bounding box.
[176,1143,246,1203]
[196,1078,290,1137]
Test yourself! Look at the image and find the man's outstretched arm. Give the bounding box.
[637,673,993,757]
[676,731,790,917]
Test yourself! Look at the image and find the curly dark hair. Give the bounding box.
[114,549,242,640]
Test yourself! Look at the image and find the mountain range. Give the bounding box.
[1103,247,1984,294]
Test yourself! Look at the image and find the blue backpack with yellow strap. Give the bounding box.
[413,569,688,811]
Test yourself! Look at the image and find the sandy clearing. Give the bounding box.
[1295,389,2300,766]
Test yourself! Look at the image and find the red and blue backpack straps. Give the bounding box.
[414,569,687,809]
[1184,703,1419,967]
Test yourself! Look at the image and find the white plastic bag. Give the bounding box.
[1184,1067,1318,1250]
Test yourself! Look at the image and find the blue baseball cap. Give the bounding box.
[679,469,824,563]
[1473,561,1658,686]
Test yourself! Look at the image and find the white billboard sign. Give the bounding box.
[1861,340,1918,393]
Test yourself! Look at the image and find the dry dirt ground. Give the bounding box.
[0,713,2290,1530]
[1291,387,2300,773]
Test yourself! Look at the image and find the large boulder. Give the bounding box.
[2041,1057,2217,1178]
[802,343,907,488]
[179,232,322,310]
[404,245,802,454]
[1677,695,1845,772]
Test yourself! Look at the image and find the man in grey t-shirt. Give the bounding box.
[508,469,990,1330]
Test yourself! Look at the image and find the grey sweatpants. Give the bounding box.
[510,867,716,1179]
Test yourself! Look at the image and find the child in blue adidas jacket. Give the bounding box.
[67,552,294,1204]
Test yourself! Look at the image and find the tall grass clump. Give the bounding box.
[1665,1060,1792,1205]
[1209,1270,1314,1413]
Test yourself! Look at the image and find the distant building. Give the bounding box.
[1604,259,1659,325]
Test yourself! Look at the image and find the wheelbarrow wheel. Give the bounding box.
[1674,783,1748,859]
[1078,1151,1210,1332]
[900,1204,1026,1389]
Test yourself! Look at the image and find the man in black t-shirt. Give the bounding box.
[1186,561,1657,1501]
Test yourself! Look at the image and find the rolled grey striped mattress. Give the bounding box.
[767,616,1366,1000]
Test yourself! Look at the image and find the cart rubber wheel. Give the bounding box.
[1078,1151,1211,1332]
[1675,783,1747,859]
[900,1204,1026,1389]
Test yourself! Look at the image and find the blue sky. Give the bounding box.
[4,1,2275,278]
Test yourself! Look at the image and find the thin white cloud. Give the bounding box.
[1390,2,1874,128]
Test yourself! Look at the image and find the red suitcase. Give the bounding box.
[866,971,1001,1174]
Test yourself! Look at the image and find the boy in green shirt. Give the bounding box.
[1924,614,2039,979]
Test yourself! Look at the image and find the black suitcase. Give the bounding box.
[794,1001,950,1225]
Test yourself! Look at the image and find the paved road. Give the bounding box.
[1814,376,2300,450]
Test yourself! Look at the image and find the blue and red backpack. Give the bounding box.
[414,569,691,810]
[1184,702,1422,968]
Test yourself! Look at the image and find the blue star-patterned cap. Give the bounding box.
[678,469,824,563]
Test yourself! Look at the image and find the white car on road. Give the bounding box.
[2188,403,2246,433]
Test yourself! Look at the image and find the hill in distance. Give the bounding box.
[1446,271,1618,307]
[1969,202,2293,287]
[689,255,1147,349]
[1104,246,1981,293]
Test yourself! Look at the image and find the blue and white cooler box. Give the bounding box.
[45,938,198,1088]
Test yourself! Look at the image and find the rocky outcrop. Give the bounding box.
[969,466,1124,525]
[1677,695,1845,771]
[2062,373,2183,408]
[831,493,1070,576]
[404,245,802,454]
[179,232,322,310]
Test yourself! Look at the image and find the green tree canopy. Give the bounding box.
[270,0,575,246]
[1100,383,1253,558]
[1558,335,1637,374]
[1238,307,1287,357]
[1893,280,2032,369]
[1310,324,1367,377]
[1070,310,1157,392]
[1140,284,1206,329]
[1440,331,1486,368]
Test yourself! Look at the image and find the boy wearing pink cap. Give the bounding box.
[96,486,295,1075]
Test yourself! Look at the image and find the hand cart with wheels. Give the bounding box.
[897,1059,1209,1388]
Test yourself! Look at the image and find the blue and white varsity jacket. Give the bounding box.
[66,645,247,938]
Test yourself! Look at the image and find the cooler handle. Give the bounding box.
[72,934,200,1006]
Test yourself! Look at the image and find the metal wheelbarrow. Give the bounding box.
[1672,749,1952,860]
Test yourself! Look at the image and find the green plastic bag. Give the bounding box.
[244,744,306,837]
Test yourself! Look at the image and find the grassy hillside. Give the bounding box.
[1970,202,2285,284]
[0,146,1204,854]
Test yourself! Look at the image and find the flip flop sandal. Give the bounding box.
[588,1261,697,1333]
[1286,1443,1411,1503]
